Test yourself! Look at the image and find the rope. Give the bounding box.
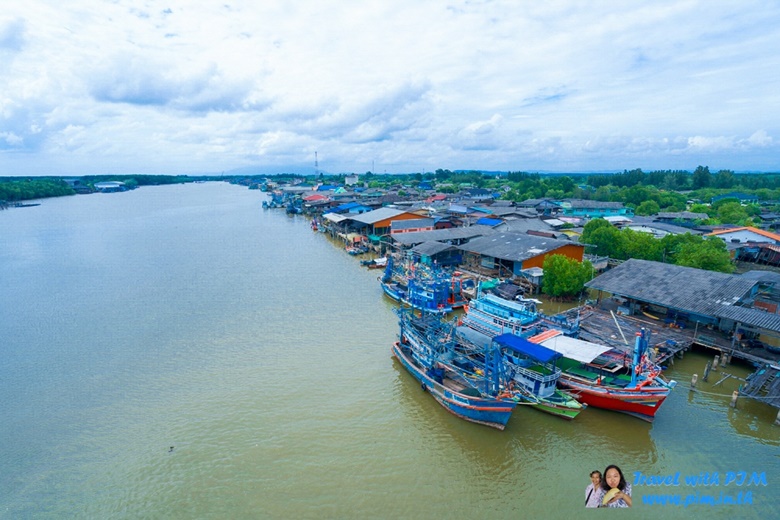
[688,387,777,401]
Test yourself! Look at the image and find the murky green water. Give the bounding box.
[1,183,777,518]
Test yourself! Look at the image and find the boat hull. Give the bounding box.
[392,342,516,430]
[533,391,586,420]
[557,376,668,422]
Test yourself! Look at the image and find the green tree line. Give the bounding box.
[579,218,734,273]
[0,178,75,202]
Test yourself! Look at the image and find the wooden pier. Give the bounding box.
[556,303,780,413]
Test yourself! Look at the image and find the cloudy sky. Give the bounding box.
[1,1,778,176]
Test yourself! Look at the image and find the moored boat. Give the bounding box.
[455,327,585,420]
[462,292,542,337]
[393,313,517,430]
[379,257,464,314]
[492,332,586,420]
[529,329,676,422]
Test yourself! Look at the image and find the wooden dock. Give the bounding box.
[555,303,780,411]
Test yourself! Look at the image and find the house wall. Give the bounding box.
[518,244,585,272]
[372,213,427,235]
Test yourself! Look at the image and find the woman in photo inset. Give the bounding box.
[598,464,632,508]
[585,470,602,508]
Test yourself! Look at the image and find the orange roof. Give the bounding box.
[707,226,780,242]
[303,193,329,202]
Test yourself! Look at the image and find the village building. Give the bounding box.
[390,218,435,235]
[389,225,496,250]
[457,231,585,278]
[556,199,632,218]
[585,259,780,335]
[655,211,709,225]
[711,192,759,204]
[707,226,780,245]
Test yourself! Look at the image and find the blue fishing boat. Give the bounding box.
[380,256,468,314]
[392,312,517,430]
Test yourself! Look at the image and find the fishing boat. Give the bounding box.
[379,257,466,314]
[462,287,579,338]
[360,256,388,269]
[393,312,517,430]
[455,327,585,420]
[528,328,676,422]
[462,292,542,337]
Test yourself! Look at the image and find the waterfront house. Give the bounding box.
[390,225,496,251]
[346,207,424,241]
[94,181,127,193]
[328,201,373,215]
[584,259,774,333]
[391,218,435,235]
[458,231,585,277]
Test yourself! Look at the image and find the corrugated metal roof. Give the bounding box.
[713,305,780,332]
[458,232,578,262]
[585,259,758,316]
[391,225,496,246]
[565,199,625,209]
[350,207,407,225]
[412,241,457,256]
[740,270,780,285]
[323,213,349,223]
[392,218,434,231]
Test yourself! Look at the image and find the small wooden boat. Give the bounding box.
[492,332,585,420]
[360,257,388,269]
[455,327,585,420]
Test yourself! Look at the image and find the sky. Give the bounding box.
[1,1,779,177]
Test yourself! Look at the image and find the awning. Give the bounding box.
[493,333,561,364]
[537,335,612,363]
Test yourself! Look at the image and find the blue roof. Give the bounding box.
[493,333,561,363]
[475,217,503,227]
[332,201,364,212]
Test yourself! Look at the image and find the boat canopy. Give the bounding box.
[493,333,561,364]
[537,335,612,363]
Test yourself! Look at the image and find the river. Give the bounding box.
[1,182,777,519]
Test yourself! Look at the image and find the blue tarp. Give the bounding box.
[475,217,503,227]
[493,333,561,363]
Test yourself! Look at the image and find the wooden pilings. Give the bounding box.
[690,374,698,389]
[730,391,739,408]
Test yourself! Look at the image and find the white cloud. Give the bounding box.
[0,1,778,175]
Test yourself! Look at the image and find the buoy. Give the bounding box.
[730,390,739,408]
